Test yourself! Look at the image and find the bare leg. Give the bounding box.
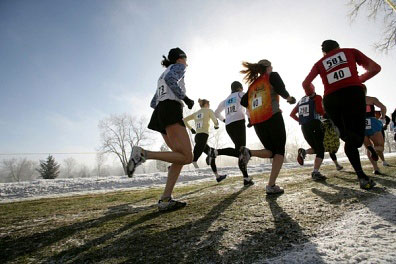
[268,154,284,186]
[370,132,385,160]
[250,149,273,159]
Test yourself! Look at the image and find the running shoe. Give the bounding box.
[336,164,343,171]
[192,161,199,169]
[216,174,227,183]
[158,198,187,212]
[311,171,327,181]
[127,146,146,177]
[373,170,383,175]
[239,146,251,170]
[266,185,284,195]
[297,148,306,166]
[205,148,217,165]
[359,178,376,190]
[243,178,255,186]
[383,161,390,167]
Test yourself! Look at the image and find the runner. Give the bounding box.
[302,40,381,190]
[290,84,327,180]
[363,85,388,174]
[392,109,396,142]
[239,59,296,194]
[375,111,391,167]
[127,47,195,211]
[212,81,254,186]
[183,99,227,182]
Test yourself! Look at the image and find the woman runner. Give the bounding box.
[211,81,254,186]
[290,84,327,180]
[363,86,387,174]
[302,40,381,190]
[239,59,296,194]
[127,47,195,211]
[183,99,227,182]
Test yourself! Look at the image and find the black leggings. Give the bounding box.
[329,152,337,161]
[301,119,325,159]
[193,133,217,173]
[323,86,366,178]
[216,120,249,178]
[254,112,286,156]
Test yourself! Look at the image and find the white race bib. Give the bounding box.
[322,52,348,71]
[196,121,203,130]
[365,118,372,130]
[327,67,352,84]
[299,105,310,117]
[252,96,262,110]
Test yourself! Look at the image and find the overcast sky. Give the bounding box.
[1,0,395,166]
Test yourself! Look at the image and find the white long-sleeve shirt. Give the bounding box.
[215,92,246,125]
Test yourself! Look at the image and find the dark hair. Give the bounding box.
[161,47,187,68]
[321,40,340,53]
[198,98,209,107]
[240,62,268,85]
[231,81,243,93]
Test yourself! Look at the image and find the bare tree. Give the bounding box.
[1,158,37,182]
[98,114,152,175]
[62,157,77,178]
[349,0,396,52]
[156,143,170,172]
[96,152,107,177]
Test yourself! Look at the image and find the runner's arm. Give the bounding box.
[214,100,226,122]
[371,97,387,119]
[269,72,290,99]
[354,49,381,83]
[164,63,187,99]
[314,95,325,116]
[150,93,158,109]
[209,110,219,127]
[240,93,248,108]
[302,65,319,96]
[290,105,299,122]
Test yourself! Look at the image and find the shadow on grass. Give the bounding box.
[0,203,156,263]
[45,186,250,263]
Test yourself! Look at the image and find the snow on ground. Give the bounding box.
[264,188,396,264]
[0,153,395,203]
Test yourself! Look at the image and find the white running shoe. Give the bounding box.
[127,146,146,177]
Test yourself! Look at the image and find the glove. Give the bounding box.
[222,119,226,123]
[191,128,196,134]
[183,96,194,109]
[287,96,296,104]
[214,126,219,130]
[247,118,252,128]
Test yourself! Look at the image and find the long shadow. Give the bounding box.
[220,195,325,263]
[177,184,218,199]
[0,203,156,263]
[46,186,251,263]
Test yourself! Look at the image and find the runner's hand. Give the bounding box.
[287,96,296,104]
[214,126,219,130]
[183,96,194,109]
[191,128,196,134]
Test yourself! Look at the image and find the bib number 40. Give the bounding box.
[326,67,351,84]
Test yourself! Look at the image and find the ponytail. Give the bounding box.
[198,98,209,108]
[240,62,268,85]
[161,55,172,68]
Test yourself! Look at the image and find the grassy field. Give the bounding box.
[1,158,395,264]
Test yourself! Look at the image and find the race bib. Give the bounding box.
[365,118,372,130]
[299,105,310,117]
[157,85,167,98]
[196,121,203,130]
[252,96,262,110]
[327,67,352,84]
[323,52,348,71]
[226,104,237,115]
[196,113,203,119]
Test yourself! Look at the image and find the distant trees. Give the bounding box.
[156,143,170,172]
[62,157,77,178]
[0,158,37,182]
[37,155,60,179]
[349,0,396,52]
[98,114,152,175]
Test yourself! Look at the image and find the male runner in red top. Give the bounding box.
[302,40,381,190]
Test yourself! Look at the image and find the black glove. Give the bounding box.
[247,118,252,128]
[287,96,296,104]
[183,96,194,109]
[214,126,219,130]
[191,128,196,134]
[222,119,226,123]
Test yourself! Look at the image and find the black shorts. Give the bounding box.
[253,112,286,156]
[148,100,185,135]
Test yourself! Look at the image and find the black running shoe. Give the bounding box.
[359,178,376,190]
[243,177,254,186]
[158,198,187,212]
[373,170,383,175]
[311,171,327,181]
[216,175,227,183]
[297,148,306,166]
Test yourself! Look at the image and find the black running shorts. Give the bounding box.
[148,99,185,135]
